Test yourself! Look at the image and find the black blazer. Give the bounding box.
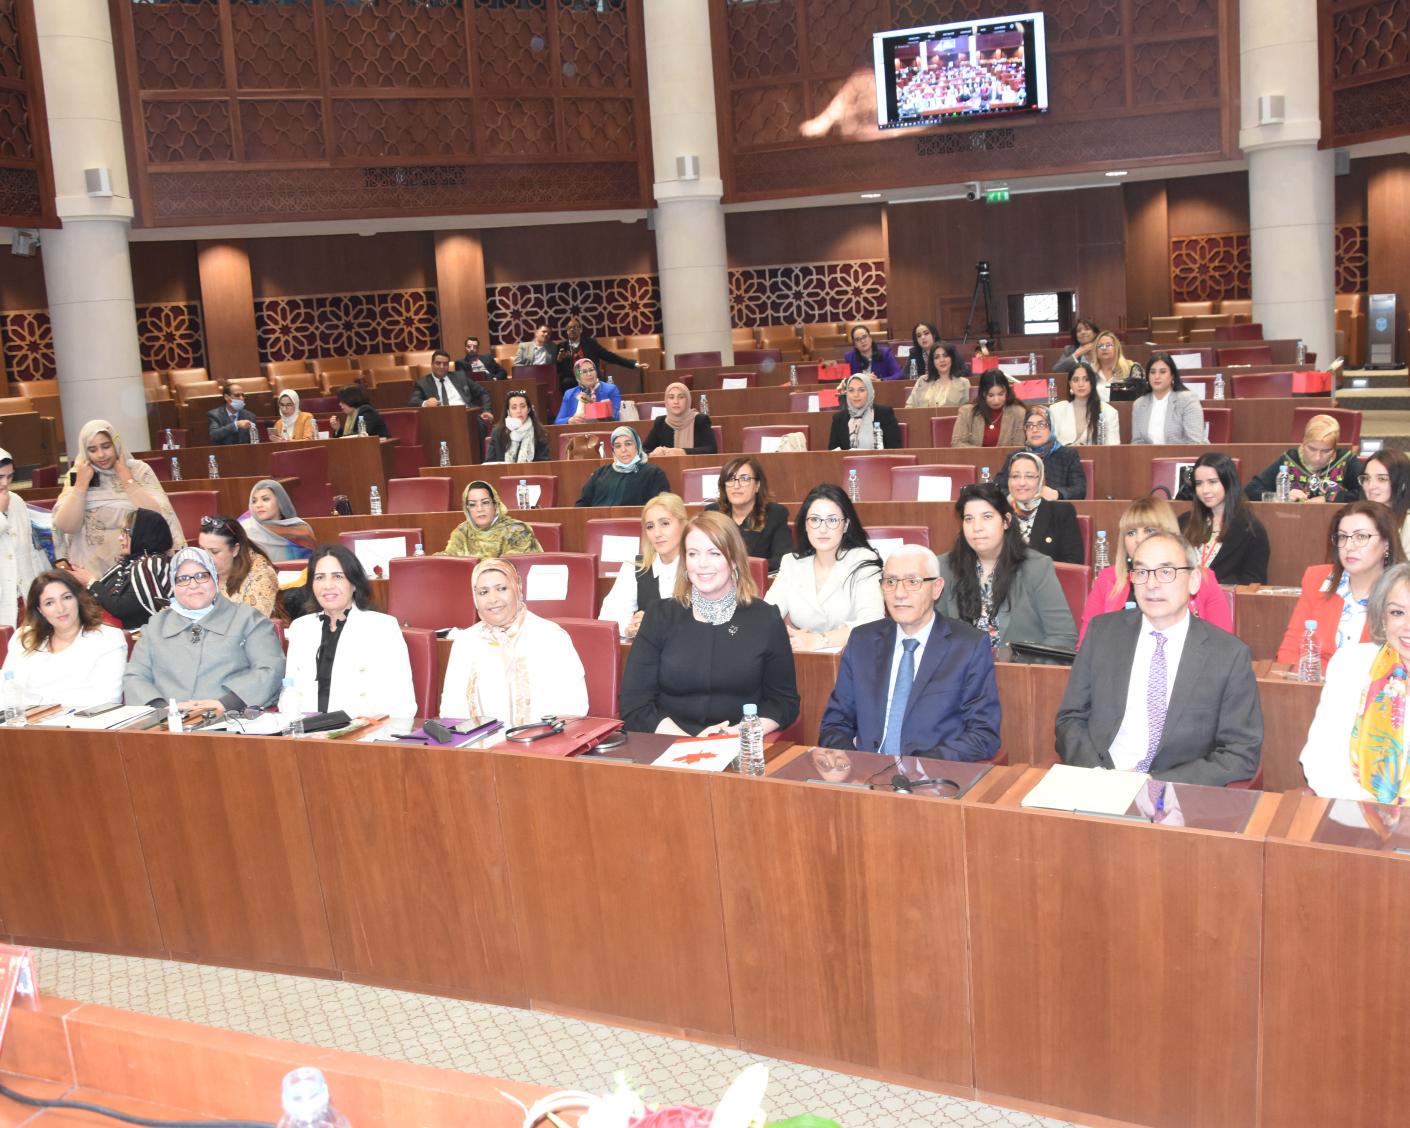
[827,404,902,450]
[1179,510,1270,585]
[1021,501,1083,565]
[555,334,637,390]
[338,404,388,438]
[408,371,489,412]
[996,445,1088,500]
[206,406,258,445]
[455,352,506,381]
[643,414,717,456]
[706,500,793,573]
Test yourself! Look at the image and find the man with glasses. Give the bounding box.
[995,405,1087,499]
[1056,532,1262,785]
[818,544,1001,760]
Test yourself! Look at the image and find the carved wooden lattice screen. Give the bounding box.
[113,0,651,226]
[0,0,56,227]
[1319,0,1410,146]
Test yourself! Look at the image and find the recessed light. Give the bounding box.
[860,192,883,199]
[1104,170,1129,178]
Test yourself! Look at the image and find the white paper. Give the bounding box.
[806,394,819,412]
[722,377,749,390]
[525,563,570,602]
[872,537,903,560]
[696,473,719,502]
[351,535,406,578]
[1170,351,1204,370]
[651,405,668,419]
[998,362,1031,378]
[523,483,542,507]
[600,534,640,563]
[317,430,330,440]
[896,345,912,358]
[1190,382,1207,399]
[1020,764,1149,815]
[38,705,155,730]
[759,436,783,453]
[915,475,953,502]
[652,734,741,772]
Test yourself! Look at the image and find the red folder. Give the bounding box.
[580,399,614,420]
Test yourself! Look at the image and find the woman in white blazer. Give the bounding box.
[764,484,883,651]
[1048,363,1120,445]
[284,544,417,718]
[1131,352,1205,445]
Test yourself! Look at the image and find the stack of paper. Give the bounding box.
[1020,764,1148,815]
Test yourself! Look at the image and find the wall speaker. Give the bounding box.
[10,229,38,257]
[675,154,700,181]
[84,167,113,197]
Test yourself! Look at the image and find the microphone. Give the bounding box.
[890,774,913,793]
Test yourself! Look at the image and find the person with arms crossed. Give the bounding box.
[1056,531,1262,785]
[819,544,1001,761]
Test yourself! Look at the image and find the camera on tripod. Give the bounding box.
[963,259,998,345]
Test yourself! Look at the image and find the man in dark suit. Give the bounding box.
[1056,531,1262,785]
[819,544,1001,761]
[207,382,259,444]
[454,334,506,382]
[409,350,493,419]
[554,315,648,392]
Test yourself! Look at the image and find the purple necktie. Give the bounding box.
[1135,631,1167,774]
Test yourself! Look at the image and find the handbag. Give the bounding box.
[498,715,625,758]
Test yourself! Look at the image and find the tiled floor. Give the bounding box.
[34,948,1071,1128]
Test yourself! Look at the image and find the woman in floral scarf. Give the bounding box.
[441,480,542,558]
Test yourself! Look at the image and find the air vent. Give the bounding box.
[915,129,1015,156]
[363,166,467,189]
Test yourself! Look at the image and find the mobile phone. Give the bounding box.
[73,702,122,718]
[68,469,78,486]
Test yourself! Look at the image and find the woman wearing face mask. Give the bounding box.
[197,514,280,618]
[438,557,588,722]
[442,480,542,558]
[704,456,792,574]
[270,390,316,442]
[1002,451,1083,565]
[620,511,798,737]
[1245,414,1363,503]
[485,390,550,462]
[240,479,317,563]
[284,544,416,718]
[1048,362,1120,445]
[0,447,50,628]
[643,381,716,456]
[1358,449,1410,555]
[69,508,174,631]
[1130,352,1204,444]
[1178,453,1269,585]
[2,570,126,708]
[1053,318,1101,375]
[555,359,622,424]
[828,374,902,450]
[953,371,1026,447]
[905,341,971,408]
[599,493,686,639]
[52,419,184,576]
[123,546,285,716]
[574,426,670,508]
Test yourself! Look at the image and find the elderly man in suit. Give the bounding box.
[819,544,1001,761]
[207,382,259,444]
[1056,530,1262,785]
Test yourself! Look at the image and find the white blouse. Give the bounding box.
[284,605,417,719]
[438,610,588,720]
[2,625,127,708]
[1048,399,1121,446]
[598,556,679,637]
[764,548,885,633]
[1299,642,1398,800]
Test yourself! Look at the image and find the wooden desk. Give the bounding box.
[1234,585,1299,659]
[0,410,56,470]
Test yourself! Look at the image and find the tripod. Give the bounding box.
[962,260,998,346]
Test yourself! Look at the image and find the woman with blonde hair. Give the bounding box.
[620,510,799,737]
[1089,330,1144,394]
[598,492,687,638]
[1078,494,1233,644]
[1245,413,1363,503]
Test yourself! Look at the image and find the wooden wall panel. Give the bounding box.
[1167,171,1249,237]
[131,241,200,305]
[246,233,435,300]
[0,248,46,310]
[0,0,56,228]
[433,231,489,356]
[1367,155,1410,362]
[196,241,259,383]
[725,204,884,268]
[480,220,656,285]
[1123,180,1171,328]
[1320,0,1410,147]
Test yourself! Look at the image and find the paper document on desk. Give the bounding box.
[600,534,640,563]
[525,563,569,602]
[652,733,740,772]
[722,377,749,390]
[37,705,155,730]
[351,536,406,579]
[1020,764,1148,815]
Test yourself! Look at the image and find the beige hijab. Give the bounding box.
[664,382,699,450]
[464,558,534,724]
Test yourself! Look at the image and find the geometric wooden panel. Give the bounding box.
[1335,224,1369,295]
[136,301,207,372]
[254,289,441,364]
[1322,0,1410,146]
[0,307,53,381]
[728,260,888,327]
[485,274,662,346]
[0,0,55,227]
[1170,233,1250,304]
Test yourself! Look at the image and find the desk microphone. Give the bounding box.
[890,774,913,793]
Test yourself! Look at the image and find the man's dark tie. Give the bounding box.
[436,376,449,403]
[881,637,919,756]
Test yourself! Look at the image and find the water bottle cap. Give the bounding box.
[742,704,758,716]
[282,676,294,688]
[1304,619,1317,630]
[281,1067,332,1119]
[849,468,857,477]
[519,478,526,483]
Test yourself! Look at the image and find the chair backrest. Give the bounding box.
[29,464,57,488]
[136,454,172,481]
[865,526,931,559]
[387,476,452,514]
[741,425,804,453]
[930,415,958,447]
[168,489,219,541]
[400,350,436,367]
[554,618,621,717]
[268,444,332,517]
[271,372,320,394]
[717,371,756,389]
[528,522,562,552]
[840,453,918,502]
[169,367,210,386]
[355,353,399,370]
[336,527,423,579]
[400,627,439,717]
[1214,322,1263,340]
[379,408,422,445]
[176,381,221,404]
[735,349,781,365]
[1051,562,1091,632]
[888,464,977,502]
[1080,458,1096,501]
[682,466,724,504]
[502,552,598,618]
[1215,345,1274,366]
[1203,406,1232,444]
[501,474,556,510]
[1075,514,1092,566]
[1149,457,1242,497]
[674,350,722,368]
[712,424,725,452]
[388,556,478,629]
[1230,371,1293,398]
[1290,406,1361,445]
[584,517,642,578]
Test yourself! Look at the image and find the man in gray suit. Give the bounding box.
[1056,531,1262,785]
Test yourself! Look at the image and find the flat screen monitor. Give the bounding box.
[873,13,1048,131]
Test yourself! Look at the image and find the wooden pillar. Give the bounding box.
[1122,181,1170,330]
[1367,156,1410,365]
[433,231,489,350]
[196,241,260,383]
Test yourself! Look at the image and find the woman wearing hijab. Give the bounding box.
[438,557,588,722]
[52,419,184,576]
[827,374,902,450]
[575,426,670,508]
[995,406,1087,499]
[485,389,550,463]
[69,508,174,630]
[555,358,622,424]
[240,479,317,563]
[1003,450,1083,565]
[123,546,285,715]
[0,447,50,628]
[442,480,543,558]
[643,381,716,456]
[271,389,316,442]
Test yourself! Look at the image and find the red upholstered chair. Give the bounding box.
[930,416,958,447]
[841,454,917,502]
[388,555,478,629]
[503,552,597,618]
[24,498,52,512]
[380,409,424,478]
[1290,406,1361,445]
[136,454,172,481]
[556,431,611,460]
[742,425,803,453]
[1052,562,1091,632]
[866,525,931,556]
[1150,458,1241,497]
[1213,322,1263,340]
[735,349,781,365]
[584,517,642,578]
[1076,514,1092,566]
[528,523,562,551]
[683,466,724,504]
[788,390,839,412]
[1081,458,1096,500]
[1215,345,1274,366]
[1225,764,1264,789]
[0,624,10,656]
[29,465,57,488]
[400,627,439,717]
[1230,371,1294,398]
[269,445,333,518]
[711,424,725,452]
[387,477,452,514]
[168,490,219,541]
[498,474,556,510]
[674,351,722,368]
[896,421,909,447]
[555,617,621,717]
[889,464,977,502]
[747,556,767,595]
[337,527,422,579]
[1203,407,1233,444]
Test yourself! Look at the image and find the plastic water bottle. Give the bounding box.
[847,468,859,501]
[207,454,219,479]
[738,705,765,777]
[163,427,175,449]
[1297,620,1323,683]
[597,440,605,458]
[1213,372,1225,400]
[1096,413,1108,446]
[516,478,530,509]
[166,699,183,733]
[170,457,182,481]
[279,677,304,737]
[369,485,382,515]
[699,393,710,415]
[789,363,798,386]
[910,353,920,377]
[3,671,24,726]
[1028,351,1038,376]
[1046,376,1056,405]
[980,466,991,484]
[1296,338,1307,365]
[248,419,260,444]
[438,440,450,467]
[277,1067,349,1128]
[1093,531,1110,571]
[873,421,884,449]
[1275,463,1291,502]
[413,542,425,557]
[356,414,368,436]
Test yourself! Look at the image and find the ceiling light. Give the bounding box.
[1104,170,1129,178]
[860,192,883,199]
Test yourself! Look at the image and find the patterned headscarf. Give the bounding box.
[1350,643,1410,804]
[464,558,534,725]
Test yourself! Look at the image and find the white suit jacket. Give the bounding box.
[285,605,417,718]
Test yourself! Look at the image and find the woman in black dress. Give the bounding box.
[704,455,791,573]
[828,374,902,450]
[575,426,670,507]
[1181,452,1270,584]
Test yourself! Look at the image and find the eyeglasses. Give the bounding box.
[1335,531,1380,547]
[199,515,234,533]
[881,575,938,591]
[1023,420,1050,430]
[1130,565,1195,585]
[725,475,756,486]
[805,515,846,529]
[173,570,214,587]
[1359,473,1391,486]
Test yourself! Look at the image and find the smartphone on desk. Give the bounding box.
[72,702,123,719]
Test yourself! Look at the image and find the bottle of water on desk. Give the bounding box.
[516,478,530,509]
[356,415,368,437]
[1093,530,1110,571]
[1275,463,1291,502]
[847,468,859,501]
[872,421,884,449]
[980,466,991,484]
[789,363,798,386]
[3,671,25,726]
[1096,413,1108,446]
[1296,339,1307,365]
[170,457,182,481]
[413,542,424,557]
[207,454,219,479]
[248,420,260,444]
[738,705,765,777]
[369,485,382,515]
[1028,351,1038,376]
[166,700,183,734]
[1297,621,1323,683]
[163,427,175,449]
[1046,376,1056,405]
[438,440,450,468]
[279,677,304,737]
[1213,372,1225,400]
[699,393,710,415]
[277,1067,349,1128]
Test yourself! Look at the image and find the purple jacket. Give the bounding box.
[845,344,903,381]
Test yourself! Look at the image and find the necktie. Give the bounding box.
[437,376,449,403]
[881,637,919,756]
[1135,631,1168,773]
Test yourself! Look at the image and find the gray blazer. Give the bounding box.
[1055,610,1262,785]
[513,341,555,367]
[124,598,285,711]
[1131,389,1205,444]
[934,551,1077,650]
